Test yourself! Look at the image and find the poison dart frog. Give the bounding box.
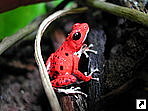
[46,23,98,87]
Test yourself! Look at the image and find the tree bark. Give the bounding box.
[87,28,106,111]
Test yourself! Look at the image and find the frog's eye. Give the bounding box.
[73,32,81,40]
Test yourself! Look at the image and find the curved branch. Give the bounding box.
[0,16,45,55]
[87,0,148,27]
[34,7,88,111]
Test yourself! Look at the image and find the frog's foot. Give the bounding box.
[82,44,97,58]
[74,44,97,58]
[92,78,100,81]
[88,68,100,76]
[88,68,100,82]
[54,87,87,97]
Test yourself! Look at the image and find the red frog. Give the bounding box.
[46,23,98,88]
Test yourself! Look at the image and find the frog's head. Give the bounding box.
[66,23,89,50]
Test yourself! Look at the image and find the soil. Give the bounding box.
[0,40,51,111]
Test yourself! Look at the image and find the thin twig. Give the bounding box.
[34,7,88,111]
[0,16,45,55]
[87,0,148,27]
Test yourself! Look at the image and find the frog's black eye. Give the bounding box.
[73,32,81,40]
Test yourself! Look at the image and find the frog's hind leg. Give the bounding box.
[54,87,87,97]
[51,75,77,87]
[51,75,87,97]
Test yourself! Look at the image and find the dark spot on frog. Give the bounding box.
[61,47,63,50]
[65,80,69,82]
[56,82,59,86]
[60,66,63,70]
[55,71,59,74]
[65,53,69,56]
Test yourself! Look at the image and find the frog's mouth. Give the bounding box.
[82,28,89,43]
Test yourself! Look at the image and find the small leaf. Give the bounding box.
[0,3,46,39]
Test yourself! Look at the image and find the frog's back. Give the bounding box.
[49,46,74,76]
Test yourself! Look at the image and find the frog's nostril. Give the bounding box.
[84,25,87,29]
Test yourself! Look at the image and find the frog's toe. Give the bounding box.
[88,68,100,76]
[92,78,99,82]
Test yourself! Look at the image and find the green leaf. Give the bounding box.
[0,3,46,39]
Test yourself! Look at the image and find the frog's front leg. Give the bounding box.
[76,44,97,58]
[84,44,98,58]
[74,44,97,58]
